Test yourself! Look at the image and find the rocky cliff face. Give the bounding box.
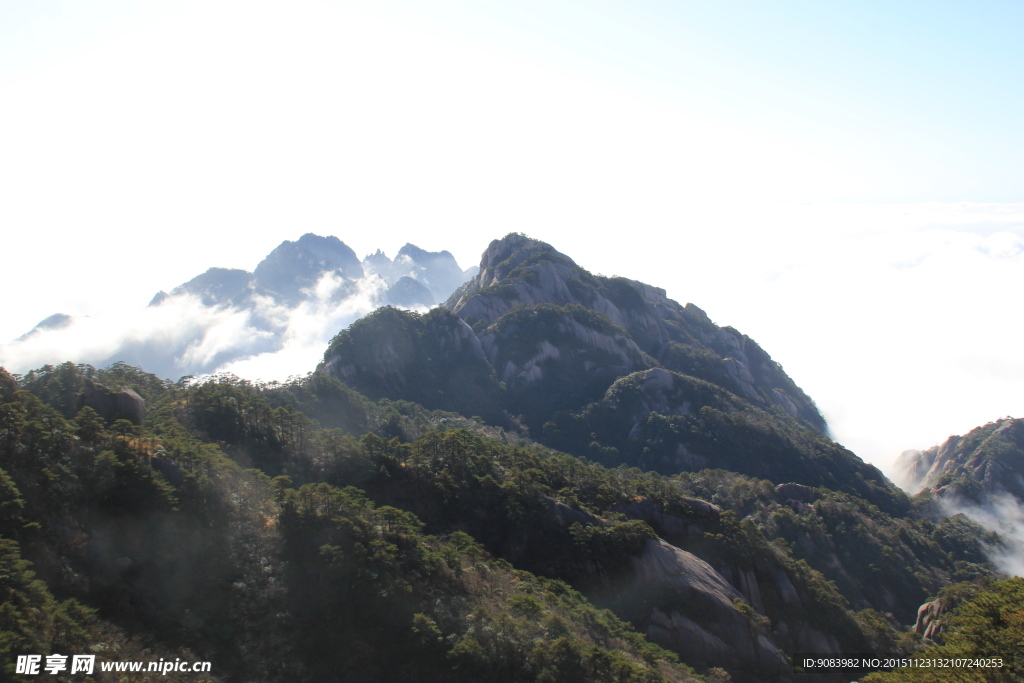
[480,302,651,418]
[627,538,790,677]
[605,493,886,672]
[75,379,147,424]
[914,597,947,641]
[451,234,826,433]
[895,417,1024,503]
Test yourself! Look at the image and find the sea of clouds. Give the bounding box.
[0,271,419,383]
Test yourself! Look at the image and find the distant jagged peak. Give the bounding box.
[140,234,473,318]
[385,276,434,308]
[363,248,391,263]
[364,243,471,302]
[396,242,456,262]
[145,234,368,311]
[291,233,362,269]
[361,249,394,282]
[17,313,77,341]
[266,233,362,273]
[253,233,364,304]
[164,267,253,307]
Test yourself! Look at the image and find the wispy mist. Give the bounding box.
[939,493,1024,578]
[0,271,420,382]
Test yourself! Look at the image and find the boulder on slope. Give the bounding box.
[76,379,147,425]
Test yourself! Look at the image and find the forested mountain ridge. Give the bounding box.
[0,356,998,682]
[0,234,1012,682]
[0,363,704,682]
[321,234,901,512]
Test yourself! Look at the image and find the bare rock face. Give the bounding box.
[319,307,503,422]
[542,496,599,527]
[776,483,816,513]
[478,304,649,392]
[915,598,947,641]
[681,496,722,519]
[612,496,721,542]
[628,539,789,676]
[0,367,18,401]
[75,380,147,425]
[775,483,818,504]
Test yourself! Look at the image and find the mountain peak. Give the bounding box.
[253,234,364,304]
[362,243,470,303]
[445,232,828,434]
[318,233,902,509]
[396,243,454,262]
[164,267,253,307]
[478,234,576,281]
[293,233,360,265]
[17,313,75,341]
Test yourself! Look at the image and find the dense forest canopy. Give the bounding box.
[0,359,1012,682]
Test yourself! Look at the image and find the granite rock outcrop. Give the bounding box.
[76,379,147,425]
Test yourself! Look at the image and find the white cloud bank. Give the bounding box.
[0,271,417,384]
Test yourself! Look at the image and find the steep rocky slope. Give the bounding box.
[321,234,900,510]
[320,307,505,423]
[895,417,1024,504]
[450,234,825,433]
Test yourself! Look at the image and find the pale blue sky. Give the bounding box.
[1,0,1023,471]
[5,1,1024,203]
[422,0,1024,202]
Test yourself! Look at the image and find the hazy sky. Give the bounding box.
[2,0,1023,474]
